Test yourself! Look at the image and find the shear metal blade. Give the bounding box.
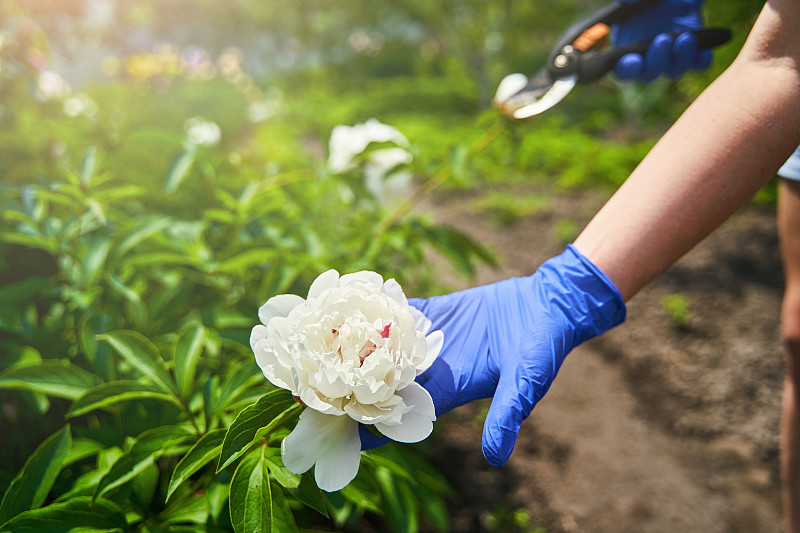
[494,68,556,116]
[511,74,577,119]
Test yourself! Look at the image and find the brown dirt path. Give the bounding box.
[421,185,785,532]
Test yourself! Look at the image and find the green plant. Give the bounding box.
[661,293,692,329]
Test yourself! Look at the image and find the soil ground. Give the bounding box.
[421,183,785,532]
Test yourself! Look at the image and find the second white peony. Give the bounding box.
[250,269,443,492]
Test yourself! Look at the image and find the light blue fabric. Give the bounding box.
[779,145,800,181]
[360,245,627,466]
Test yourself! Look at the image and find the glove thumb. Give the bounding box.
[480,363,537,468]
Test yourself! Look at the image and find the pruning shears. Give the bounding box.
[495,0,731,119]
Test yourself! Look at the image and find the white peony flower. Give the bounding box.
[327,119,409,174]
[250,269,443,492]
[184,117,222,147]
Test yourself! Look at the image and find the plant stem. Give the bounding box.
[370,120,505,238]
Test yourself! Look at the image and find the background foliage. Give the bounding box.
[0,0,769,531]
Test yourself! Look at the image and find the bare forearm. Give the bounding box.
[574,1,800,300]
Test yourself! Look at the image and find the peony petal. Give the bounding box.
[299,386,345,416]
[382,278,407,305]
[282,409,361,493]
[415,330,443,376]
[252,338,294,391]
[259,294,305,325]
[409,306,432,334]
[308,269,340,300]
[375,382,435,443]
[312,419,362,492]
[340,271,383,288]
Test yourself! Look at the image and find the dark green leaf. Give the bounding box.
[96,330,179,396]
[209,361,263,418]
[270,482,298,533]
[374,467,418,533]
[229,448,271,533]
[0,277,51,305]
[217,390,297,473]
[94,426,193,501]
[0,497,126,533]
[0,361,102,401]
[166,428,227,501]
[63,438,104,468]
[0,425,72,524]
[174,325,206,401]
[293,472,328,518]
[161,493,209,525]
[67,380,181,418]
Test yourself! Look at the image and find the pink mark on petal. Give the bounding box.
[379,323,391,338]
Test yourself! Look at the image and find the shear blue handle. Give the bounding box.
[548,0,730,83]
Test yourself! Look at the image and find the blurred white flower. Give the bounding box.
[328,119,409,174]
[363,148,413,203]
[250,270,442,492]
[63,93,98,118]
[328,119,413,203]
[184,117,221,147]
[36,71,71,101]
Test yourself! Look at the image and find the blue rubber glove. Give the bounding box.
[360,245,626,466]
[613,0,712,81]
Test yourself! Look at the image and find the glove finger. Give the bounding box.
[667,32,698,78]
[481,365,537,468]
[693,47,713,71]
[614,53,643,81]
[641,33,673,82]
[359,423,391,450]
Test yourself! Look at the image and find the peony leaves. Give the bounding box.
[0,425,72,525]
[217,389,299,473]
[96,330,180,397]
[166,428,226,502]
[229,446,299,533]
[0,361,102,401]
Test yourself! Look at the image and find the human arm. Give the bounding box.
[575,0,800,299]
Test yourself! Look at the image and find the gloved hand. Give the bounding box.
[360,245,626,467]
[613,0,712,81]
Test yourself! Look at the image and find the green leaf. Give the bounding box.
[161,493,209,525]
[166,428,226,502]
[374,466,418,533]
[262,448,299,489]
[229,448,272,533]
[93,426,193,501]
[293,472,328,518]
[269,482,298,533]
[0,233,58,254]
[0,277,51,305]
[80,146,98,185]
[63,438,105,468]
[67,380,181,418]
[208,361,263,418]
[217,390,297,473]
[0,425,72,524]
[96,330,179,397]
[165,149,196,194]
[214,249,277,274]
[174,325,206,401]
[0,361,102,400]
[0,497,126,533]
